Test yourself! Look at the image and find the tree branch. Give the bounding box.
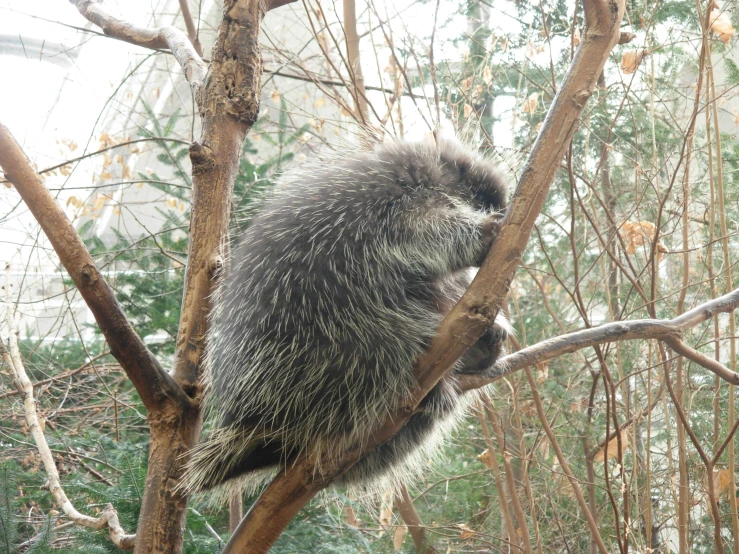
[69,0,207,93]
[0,124,186,412]
[224,1,626,552]
[1,266,135,550]
[457,286,739,391]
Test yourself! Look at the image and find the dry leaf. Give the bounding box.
[621,50,647,74]
[733,106,739,126]
[711,468,735,497]
[594,430,630,462]
[463,104,473,119]
[619,220,657,254]
[456,523,475,539]
[93,194,106,211]
[522,93,539,114]
[711,4,736,44]
[314,97,327,108]
[393,525,408,551]
[344,505,359,527]
[166,197,178,209]
[98,132,112,148]
[270,89,281,102]
[536,362,548,383]
[477,448,495,468]
[66,196,83,209]
[380,489,393,527]
[573,28,581,47]
[483,66,493,85]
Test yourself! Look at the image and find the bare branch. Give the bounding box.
[1,265,135,551]
[393,485,428,553]
[70,0,207,92]
[458,286,739,391]
[0,123,187,412]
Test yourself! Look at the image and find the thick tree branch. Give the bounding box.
[70,0,206,93]
[458,286,739,391]
[171,0,294,392]
[0,123,186,412]
[1,267,135,550]
[224,1,626,552]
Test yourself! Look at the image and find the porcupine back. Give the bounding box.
[185,139,508,498]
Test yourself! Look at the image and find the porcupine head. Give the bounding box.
[182,137,510,503]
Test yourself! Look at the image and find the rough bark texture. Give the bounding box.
[224,1,626,552]
[139,1,277,551]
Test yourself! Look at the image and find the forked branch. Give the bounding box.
[0,124,185,412]
[1,266,135,550]
[458,286,739,391]
[70,0,206,92]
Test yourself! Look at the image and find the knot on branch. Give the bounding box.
[573,90,592,108]
[189,142,215,175]
[618,32,636,45]
[209,255,225,277]
[224,96,261,125]
[79,264,99,287]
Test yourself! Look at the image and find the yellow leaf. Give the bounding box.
[522,92,539,114]
[122,165,131,179]
[393,525,408,551]
[621,50,647,74]
[536,362,548,383]
[66,196,82,208]
[344,505,359,527]
[456,523,475,539]
[166,197,178,209]
[711,4,736,44]
[619,220,657,254]
[99,132,112,148]
[380,489,393,527]
[594,430,629,462]
[463,104,473,119]
[271,89,281,102]
[93,194,106,211]
[712,468,735,497]
[483,66,492,85]
[477,448,495,468]
[314,97,327,108]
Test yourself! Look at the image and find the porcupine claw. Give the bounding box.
[478,212,505,264]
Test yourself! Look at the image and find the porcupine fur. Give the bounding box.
[184,139,511,500]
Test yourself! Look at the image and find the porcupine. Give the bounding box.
[184,139,511,497]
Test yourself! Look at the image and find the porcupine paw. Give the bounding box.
[478,212,504,264]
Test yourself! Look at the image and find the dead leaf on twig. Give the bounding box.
[621,49,647,74]
[711,3,736,44]
[594,430,630,462]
